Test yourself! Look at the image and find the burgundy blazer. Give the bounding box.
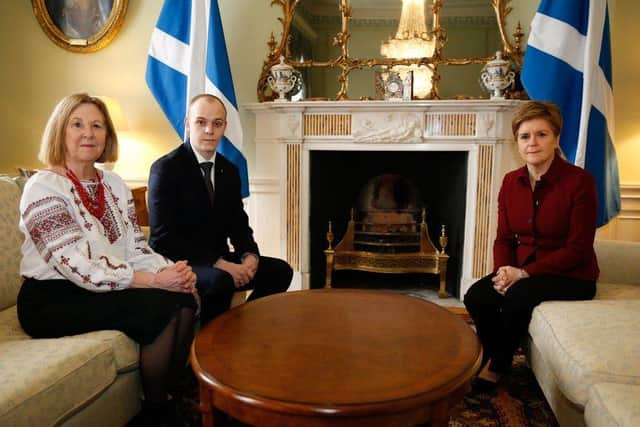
[494,155,599,281]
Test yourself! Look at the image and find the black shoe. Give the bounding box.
[471,377,499,394]
[140,398,180,427]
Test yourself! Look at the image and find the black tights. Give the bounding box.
[140,307,195,402]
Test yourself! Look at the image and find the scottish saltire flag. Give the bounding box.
[521,0,620,226]
[146,0,249,197]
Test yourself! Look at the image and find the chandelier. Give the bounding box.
[380,0,436,98]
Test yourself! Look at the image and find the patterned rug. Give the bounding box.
[449,352,559,427]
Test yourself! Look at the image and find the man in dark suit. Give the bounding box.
[148,94,292,324]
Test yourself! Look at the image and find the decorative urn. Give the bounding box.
[480,51,515,100]
[267,56,298,102]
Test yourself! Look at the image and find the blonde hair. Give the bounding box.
[38,93,118,167]
[512,100,565,158]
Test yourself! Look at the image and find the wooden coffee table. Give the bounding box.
[190,289,481,427]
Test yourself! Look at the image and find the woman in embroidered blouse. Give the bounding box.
[17,93,198,423]
[464,101,599,390]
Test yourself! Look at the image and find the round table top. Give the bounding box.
[191,289,481,417]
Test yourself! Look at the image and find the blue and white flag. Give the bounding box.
[146,0,249,197]
[521,0,620,226]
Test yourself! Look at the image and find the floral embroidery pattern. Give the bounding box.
[23,196,66,217]
[99,255,128,270]
[21,173,168,291]
[126,195,153,251]
[24,197,83,262]
[127,198,143,233]
[74,181,123,243]
[99,207,120,244]
[60,254,117,289]
[69,187,93,230]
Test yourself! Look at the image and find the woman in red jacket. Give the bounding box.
[464,101,599,390]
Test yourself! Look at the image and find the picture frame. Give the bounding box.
[31,0,128,53]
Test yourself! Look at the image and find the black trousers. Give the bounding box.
[192,255,293,325]
[464,273,596,373]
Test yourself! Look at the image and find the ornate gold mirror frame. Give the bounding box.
[32,0,128,53]
[258,0,524,101]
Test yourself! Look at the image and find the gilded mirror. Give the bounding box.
[32,0,128,53]
[258,0,524,101]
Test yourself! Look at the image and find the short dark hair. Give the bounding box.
[39,93,118,166]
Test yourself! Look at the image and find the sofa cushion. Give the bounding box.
[529,300,640,407]
[0,177,24,311]
[0,305,138,372]
[0,306,30,342]
[0,338,116,426]
[584,383,640,427]
[74,330,139,372]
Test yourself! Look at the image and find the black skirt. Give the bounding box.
[17,278,197,345]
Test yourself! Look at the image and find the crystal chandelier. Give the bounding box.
[380,0,435,98]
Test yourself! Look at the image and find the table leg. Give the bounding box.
[429,399,450,427]
[198,383,213,427]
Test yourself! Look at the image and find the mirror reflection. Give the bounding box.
[437,1,501,98]
[352,0,436,99]
[290,0,342,99]
[264,0,517,101]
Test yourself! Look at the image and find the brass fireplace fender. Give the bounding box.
[325,209,450,298]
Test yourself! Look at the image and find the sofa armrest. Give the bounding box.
[595,239,640,286]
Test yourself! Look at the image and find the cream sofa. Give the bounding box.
[526,239,640,427]
[0,176,141,426]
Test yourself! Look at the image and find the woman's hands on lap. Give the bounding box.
[492,266,529,295]
[155,261,197,293]
[132,261,197,293]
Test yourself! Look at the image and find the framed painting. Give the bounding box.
[32,0,128,53]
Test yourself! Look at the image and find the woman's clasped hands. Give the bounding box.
[153,261,197,293]
[492,266,529,295]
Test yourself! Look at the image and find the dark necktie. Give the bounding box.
[199,162,215,205]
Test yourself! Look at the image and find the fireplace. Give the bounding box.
[246,100,523,299]
[310,151,466,296]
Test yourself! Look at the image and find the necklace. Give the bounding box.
[65,166,106,219]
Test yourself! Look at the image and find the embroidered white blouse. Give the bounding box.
[20,170,170,292]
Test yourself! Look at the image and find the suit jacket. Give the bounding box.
[493,155,599,281]
[148,141,259,266]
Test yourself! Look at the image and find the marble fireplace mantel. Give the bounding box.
[245,100,524,298]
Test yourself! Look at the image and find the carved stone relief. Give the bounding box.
[352,112,423,143]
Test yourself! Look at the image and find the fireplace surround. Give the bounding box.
[245,100,524,299]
